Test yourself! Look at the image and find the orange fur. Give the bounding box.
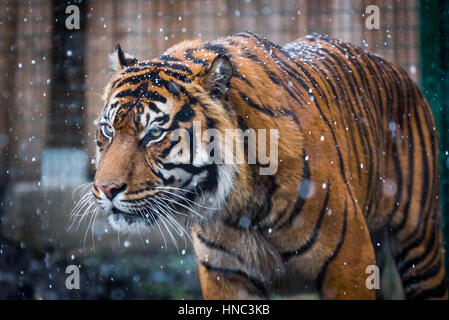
[92,32,447,300]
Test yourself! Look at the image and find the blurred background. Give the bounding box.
[0,0,448,299]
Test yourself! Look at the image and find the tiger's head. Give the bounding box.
[91,44,240,234]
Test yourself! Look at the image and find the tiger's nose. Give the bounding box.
[96,183,127,200]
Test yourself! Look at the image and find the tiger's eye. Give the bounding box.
[149,127,162,138]
[102,124,114,138]
[140,127,165,148]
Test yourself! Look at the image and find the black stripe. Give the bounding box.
[139,60,193,74]
[203,43,228,55]
[252,176,278,223]
[317,202,348,299]
[163,162,211,175]
[387,140,403,220]
[122,67,145,74]
[164,81,184,97]
[281,182,331,261]
[197,233,245,264]
[275,150,310,229]
[184,48,209,66]
[402,257,443,289]
[172,102,196,124]
[241,47,306,118]
[146,101,161,113]
[239,92,278,118]
[399,87,431,251]
[197,163,218,193]
[158,55,181,62]
[160,138,181,159]
[392,92,415,234]
[115,82,167,103]
[398,222,437,277]
[199,261,267,297]
[152,114,170,126]
[408,279,447,300]
[115,71,162,89]
[395,205,433,270]
[160,68,191,83]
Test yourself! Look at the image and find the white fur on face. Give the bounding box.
[108,214,149,234]
[160,126,237,211]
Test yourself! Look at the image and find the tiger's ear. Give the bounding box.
[109,44,138,71]
[200,55,233,99]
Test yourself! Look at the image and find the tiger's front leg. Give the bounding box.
[317,203,376,300]
[197,261,266,300]
[192,224,270,300]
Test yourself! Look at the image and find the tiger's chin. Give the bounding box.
[107,210,152,235]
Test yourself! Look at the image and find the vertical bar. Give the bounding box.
[49,0,87,148]
[439,0,449,276]
[419,0,448,276]
[0,1,18,217]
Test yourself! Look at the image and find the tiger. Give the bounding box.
[87,31,448,299]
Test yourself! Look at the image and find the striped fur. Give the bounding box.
[92,32,447,299]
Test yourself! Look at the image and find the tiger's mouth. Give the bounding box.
[112,206,130,216]
[111,205,159,227]
[102,188,208,235]
[108,206,154,232]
